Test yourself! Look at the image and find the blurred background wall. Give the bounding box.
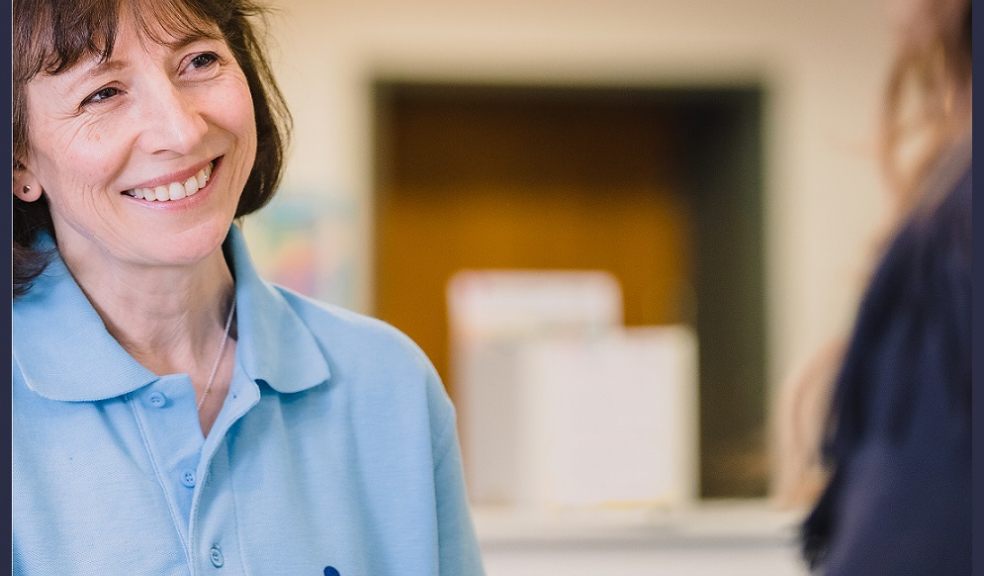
[243,0,893,501]
[241,1,898,572]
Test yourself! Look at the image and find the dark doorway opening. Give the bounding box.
[373,82,766,498]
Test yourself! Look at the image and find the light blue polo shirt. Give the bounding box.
[13,225,485,576]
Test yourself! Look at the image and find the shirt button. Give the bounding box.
[209,545,224,568]
[147,391,167,408]
[180,470,196,488]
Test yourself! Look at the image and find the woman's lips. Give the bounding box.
[124,160,215,202]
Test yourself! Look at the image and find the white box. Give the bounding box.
[448,271,699,510]
[447,270,623,505]
[520,327,699,509]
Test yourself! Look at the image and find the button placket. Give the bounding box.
[188,369,260,576]
[132,375,206,545]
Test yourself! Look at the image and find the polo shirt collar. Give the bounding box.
[14,224,330,402]
[227,224,331,393]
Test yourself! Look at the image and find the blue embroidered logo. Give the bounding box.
[324,567,340,576]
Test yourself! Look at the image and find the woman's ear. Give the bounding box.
[13,159,42,202]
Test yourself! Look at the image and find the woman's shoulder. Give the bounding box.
[269,284,457,435]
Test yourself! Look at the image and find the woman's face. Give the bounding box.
[20,11,257,271]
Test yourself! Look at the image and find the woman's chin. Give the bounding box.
[126,222,233,270]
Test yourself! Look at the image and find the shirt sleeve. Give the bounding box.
[429,374,487,575]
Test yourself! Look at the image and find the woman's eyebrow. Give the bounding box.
[89,59,128,75]
[164,30,224,51]
[65,58,129,85]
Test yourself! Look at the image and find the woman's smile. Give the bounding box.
[123,157,220,206]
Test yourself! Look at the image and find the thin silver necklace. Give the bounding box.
[196,293,237,412]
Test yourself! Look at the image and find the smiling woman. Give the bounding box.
[11,1,485,575]
[22,12,256,276]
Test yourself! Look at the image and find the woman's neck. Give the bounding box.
[60,241,236,378]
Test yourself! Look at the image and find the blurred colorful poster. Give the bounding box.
[245,191,357,307]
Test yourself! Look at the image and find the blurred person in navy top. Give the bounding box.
[798,0,971,574]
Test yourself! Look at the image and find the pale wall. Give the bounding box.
[245,0,895,489]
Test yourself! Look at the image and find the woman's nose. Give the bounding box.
[138,82,208,156]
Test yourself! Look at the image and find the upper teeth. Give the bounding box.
[127,162,212,201]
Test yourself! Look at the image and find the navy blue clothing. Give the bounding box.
[802,167,972,575]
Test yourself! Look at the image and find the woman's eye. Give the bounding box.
[82,86,121,106]
[188,52,219,70]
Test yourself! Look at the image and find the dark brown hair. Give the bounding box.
[13,0,292,296]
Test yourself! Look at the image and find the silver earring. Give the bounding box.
[22,185,31,195]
